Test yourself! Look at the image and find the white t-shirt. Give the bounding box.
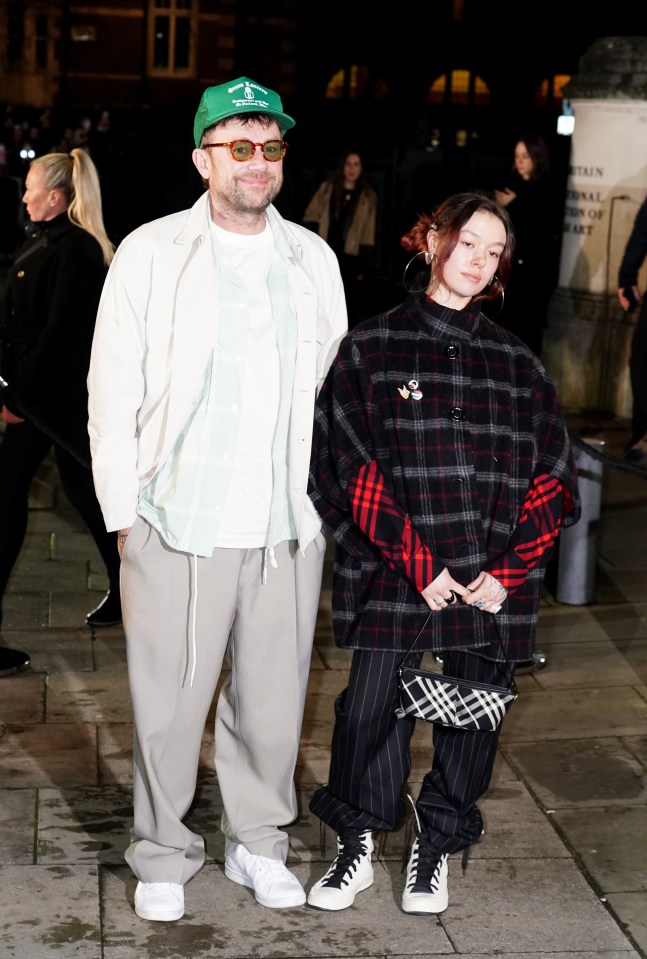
[211,219,278,546]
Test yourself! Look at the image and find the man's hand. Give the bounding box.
[117,527,132,556]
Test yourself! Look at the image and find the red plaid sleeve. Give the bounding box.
[347,460,442,591]
[485,474,564,592]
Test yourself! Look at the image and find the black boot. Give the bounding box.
[86,588,122,628]
[0,645,31,677]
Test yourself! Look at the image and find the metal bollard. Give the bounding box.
[556,438,605,605]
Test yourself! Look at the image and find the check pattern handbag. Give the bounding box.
[395,613,518,732]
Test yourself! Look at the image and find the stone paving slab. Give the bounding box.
[606,892,647,956]
[499,686,647,742]
[97,723,135,784]
[503,737,647,808]
[45,669,133,724]
[0,787,38,864]
[438,858,633,954]
[531,639,645,688]
[13,628,96,673]
[0,723,98,787]
[0,864,102,959]
[0,672,45,724]
[552,805,647,893]
[535,606,621,643]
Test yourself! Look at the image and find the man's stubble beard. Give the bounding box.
[227,172,283,217]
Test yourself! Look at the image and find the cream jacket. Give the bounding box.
[302,180,377,256]
[88,192,348,552]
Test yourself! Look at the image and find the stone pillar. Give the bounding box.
[543,37,647,416]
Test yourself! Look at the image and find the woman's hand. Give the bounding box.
[2,405,25,424]
[464,571,508,614]
[494,187,516,208]
[421,568,470,612]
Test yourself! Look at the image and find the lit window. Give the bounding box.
[534,74,571,108]
[325,66,370,99]
[427,71,490,106]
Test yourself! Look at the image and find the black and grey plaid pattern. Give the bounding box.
[396,666,517,731]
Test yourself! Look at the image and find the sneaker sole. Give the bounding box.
[134,902,184,921]
[224,862,306,908]
[401,895,448,915]
[307,873,374,911]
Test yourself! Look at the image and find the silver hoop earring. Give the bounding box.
[403,250,433,294]
[487,275,505,319]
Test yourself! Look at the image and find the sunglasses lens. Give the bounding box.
[262,140,285,161]
[231,141,255,161]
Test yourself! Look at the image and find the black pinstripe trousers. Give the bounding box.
[309,648,512,855]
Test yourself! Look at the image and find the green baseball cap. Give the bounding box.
[193,76,296,147]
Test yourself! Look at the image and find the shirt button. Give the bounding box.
[445,344,459,359]
[450,406,465,421]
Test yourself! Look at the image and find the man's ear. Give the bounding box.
[192,147,210,179]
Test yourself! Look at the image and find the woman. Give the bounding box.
[494,133,560,356]
[305,192,580,916]
[302,151,378,327]
[0,148,121,640]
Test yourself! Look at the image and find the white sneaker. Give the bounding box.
[307,831,374,911]
[401,838,448,915]
[224,843,306,908]
[134,881,184,921]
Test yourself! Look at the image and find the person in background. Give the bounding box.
[87,76,347,923]
[305,192,580,916]
[303,150,378,328]
[0,149,121,656]
[617,195,647,465]
[494,133,560,356]
[0,142,22,262]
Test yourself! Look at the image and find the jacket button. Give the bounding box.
[445,344,459,359]
[450,406,465,420]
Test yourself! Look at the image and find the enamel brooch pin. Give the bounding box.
[398,379,423,401]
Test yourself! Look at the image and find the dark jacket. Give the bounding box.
[308,293,581,661]
[0,214,108,462]
[618,197,647,289]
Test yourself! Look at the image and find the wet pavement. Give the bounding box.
[0,412,646,959]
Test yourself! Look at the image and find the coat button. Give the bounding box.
[450,406,465,420]
[445,344,459,359]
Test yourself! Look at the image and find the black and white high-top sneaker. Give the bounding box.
[401,836,449,914]
[307,831,374,911]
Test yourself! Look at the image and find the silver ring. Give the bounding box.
[474,599,485,609]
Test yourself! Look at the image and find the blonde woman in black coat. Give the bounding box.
[0,149,119,667]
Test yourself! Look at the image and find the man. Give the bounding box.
[618,195,647,465]
[88,76,347,922]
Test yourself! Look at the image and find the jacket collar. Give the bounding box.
[175,191,303,262]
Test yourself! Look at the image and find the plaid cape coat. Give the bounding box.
[308,292,581,662]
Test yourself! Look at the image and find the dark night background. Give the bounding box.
[1,2,645,290]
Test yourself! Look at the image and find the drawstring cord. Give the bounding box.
[261,546,278,585]
[183,553,198,689]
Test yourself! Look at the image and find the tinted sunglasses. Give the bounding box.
[201,139,288,162]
